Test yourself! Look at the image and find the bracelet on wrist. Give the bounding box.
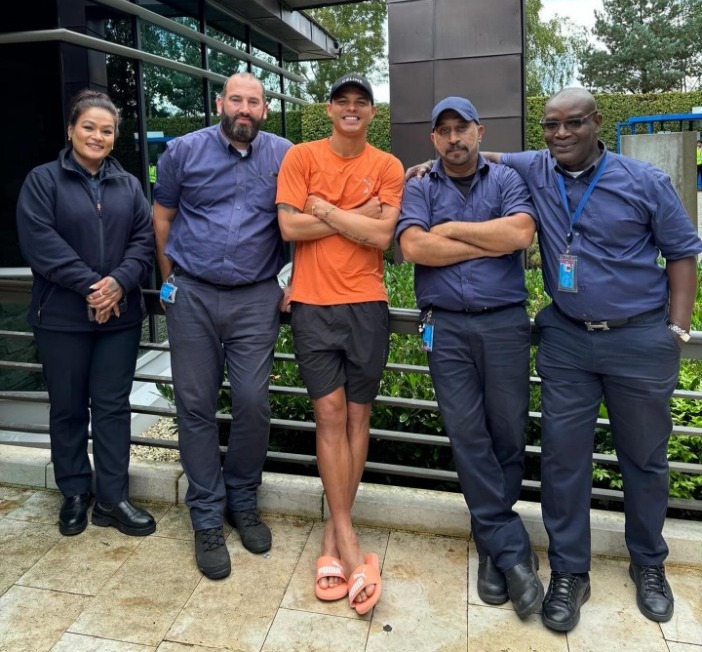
[667,322,690,343]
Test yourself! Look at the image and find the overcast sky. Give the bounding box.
[540,0,603,29]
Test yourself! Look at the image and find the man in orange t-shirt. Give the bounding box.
[276,73,403,615]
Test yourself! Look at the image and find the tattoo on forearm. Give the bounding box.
[318,215,371,245]
[278,203,300,214]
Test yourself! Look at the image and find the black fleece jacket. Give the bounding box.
[16,148,153,331]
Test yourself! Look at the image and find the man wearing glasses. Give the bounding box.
[493,87,701,631]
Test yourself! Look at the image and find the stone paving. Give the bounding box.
[0,482,700,652]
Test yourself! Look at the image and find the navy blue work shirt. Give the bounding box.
[502,144,702,321]
[154,125,292,286]
[397,156,536,311]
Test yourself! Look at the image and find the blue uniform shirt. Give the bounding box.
[154,125,292,285]
[502,145,702,321]
[397,156,536,311]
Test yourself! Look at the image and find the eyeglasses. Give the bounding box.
[539,111,598,133]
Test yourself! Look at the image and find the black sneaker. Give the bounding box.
[194,526,231,579]
[227,509,271,554]
[542,572,591,632]
[629,563,674,622]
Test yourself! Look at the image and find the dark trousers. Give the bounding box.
[535,304,679,572]
[165,275,282,530]
[427,306,532,572]
[33,325,141,503]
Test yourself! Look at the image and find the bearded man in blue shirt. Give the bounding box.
[153,73,292,580]
[495,88,701,632]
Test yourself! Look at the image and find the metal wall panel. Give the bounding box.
[387,0,434,64]
[434,0,522,59]
[391,122,434,168]
[433,55,523,118]
[389,61,435,124]
[388,0,525,166]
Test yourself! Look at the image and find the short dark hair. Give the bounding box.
[67,89,120,137]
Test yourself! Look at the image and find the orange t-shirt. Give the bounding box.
[276,139,404,305]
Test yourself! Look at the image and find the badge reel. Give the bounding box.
[418,309,434,352]
[160,275,178,304]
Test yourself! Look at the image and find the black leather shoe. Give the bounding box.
[505,552,544,619]
[542,572,591,632]
[477,554,508,605]
[227,508,271,553]
[629,563,674,622]
[92,500,156,536]
[59,494,91,536]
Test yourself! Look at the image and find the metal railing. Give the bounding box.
[1,279,701,514]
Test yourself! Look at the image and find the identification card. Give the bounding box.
[160,282,178,304]
[558,254,578,293]
[421,323,434,352]
[418,308,434,352]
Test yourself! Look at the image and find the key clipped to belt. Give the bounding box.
[418,308,434,352]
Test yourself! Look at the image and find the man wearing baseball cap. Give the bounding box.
[275,73,403,614]
[328,73,375,104]
[396,96,542,620]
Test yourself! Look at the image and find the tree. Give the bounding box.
[525,0,588,97]
[579,0,702,93]
[288,1,387,103]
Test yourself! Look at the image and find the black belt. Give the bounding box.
[173,265,272,290]
[554,304,664,331]
[433,302,525,315]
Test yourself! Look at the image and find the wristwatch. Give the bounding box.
[667,322,690,343]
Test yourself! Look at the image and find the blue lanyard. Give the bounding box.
[556,152,608,248]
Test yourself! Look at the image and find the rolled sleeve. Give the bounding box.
[396,177,431,240]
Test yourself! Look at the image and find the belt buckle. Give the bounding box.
[584,320,609,331]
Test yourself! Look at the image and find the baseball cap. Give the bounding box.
[431,97,480,129]
[329,73,374,104]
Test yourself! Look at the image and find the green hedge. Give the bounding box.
[526,90,702,152]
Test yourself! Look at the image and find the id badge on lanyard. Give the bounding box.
[556,152,608,294]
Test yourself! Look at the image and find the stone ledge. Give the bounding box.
[0,444,50,488]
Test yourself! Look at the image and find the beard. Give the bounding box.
[220,112,263,144]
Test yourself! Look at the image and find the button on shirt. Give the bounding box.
[397,156,537,311]
[154,125,292,286]
[502,145,702,320]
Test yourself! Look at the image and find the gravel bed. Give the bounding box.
[130,417,181,463]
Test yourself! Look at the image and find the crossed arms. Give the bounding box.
[399,213,535,267]
[277,195,400,251]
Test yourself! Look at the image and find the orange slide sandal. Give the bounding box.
[315,556,348,601]
[348,552,382,616]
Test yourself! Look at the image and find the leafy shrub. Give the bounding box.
[157,235,702,508]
